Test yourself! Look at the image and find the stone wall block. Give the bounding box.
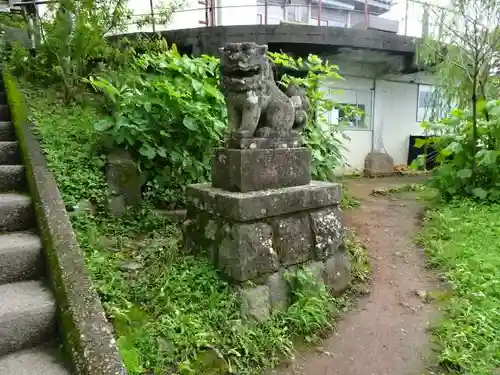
[240,285,271,322]
[218,222,279,282]
[323,252,352,296]
[273,214,313,266]
[267,272,290,312]
[310,207,344,260]
[364,151,394,177]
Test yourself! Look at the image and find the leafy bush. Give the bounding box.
[270,52,346,181]
[413,100,500,202]
[2,0,184,102]
[89,46,347,207]
[88,46,226,208]
[9,0,132,100]
[269,52,348,181]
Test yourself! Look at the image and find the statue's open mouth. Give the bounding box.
[224,65,261,78]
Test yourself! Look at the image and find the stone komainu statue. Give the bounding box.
[220,42,309,138]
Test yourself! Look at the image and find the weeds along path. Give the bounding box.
[273,176,438,375]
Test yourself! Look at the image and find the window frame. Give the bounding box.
[416,83,450,122]
[325,87,374,131]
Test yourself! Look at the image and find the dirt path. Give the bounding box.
[272,176,438,375]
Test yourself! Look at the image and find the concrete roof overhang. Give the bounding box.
[115,24,424,74]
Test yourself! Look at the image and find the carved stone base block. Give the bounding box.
[364,151,394,177]
[212,147,311,193]
[183,181,351,321]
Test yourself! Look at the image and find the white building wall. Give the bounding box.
[144,0,205,32]
[257,0,286,24]
[217,0,258,26]
[323,76,375,173]
[323,72,433,173]
[374,80,426,167]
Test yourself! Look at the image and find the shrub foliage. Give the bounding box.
[88,46,347,207]
[414,100,500,202]
[88,45,226,207]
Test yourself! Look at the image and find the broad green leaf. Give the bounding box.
[457,169,472,179]
[94,119,113,132]
[183,117,198,131]
[414,138,428,148]
[139,145,157,160]
[471,188,487,200]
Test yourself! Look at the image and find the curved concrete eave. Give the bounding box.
[114,24,420,57]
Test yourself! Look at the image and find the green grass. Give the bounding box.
[24,83,108,211]
[370,183,429,196]
[24,84,371,375]
[419,201,500,375]
[341,186,361,210]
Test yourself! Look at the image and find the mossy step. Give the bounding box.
[0,165,25,193]
[0,141,21,165]
[0,345,70,375]
[0,193,34,232]
[0,280,56,356]
[0,122,15,142]
[0,232,43,285]
[0,105,9,122]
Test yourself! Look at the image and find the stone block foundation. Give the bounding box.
[183,181,351,322]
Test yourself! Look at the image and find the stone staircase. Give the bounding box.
[0,86,70,373]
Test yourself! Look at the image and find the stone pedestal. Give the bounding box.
[184,40,353,322]
[183,181,351,321]
[364,151,394,177]
[212,147,311,192]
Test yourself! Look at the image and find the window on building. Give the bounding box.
[257,3,284,25]
[329,104,367,128]
[326,88,372,130]
[417,84,449,122]
[310,6,347,27]
[285,4,309,23]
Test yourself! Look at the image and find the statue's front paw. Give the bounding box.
[255,127,273,138]
[233,129,254,138]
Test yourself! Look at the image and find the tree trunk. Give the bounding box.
[471,73,478,183]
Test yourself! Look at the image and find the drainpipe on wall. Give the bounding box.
[404,0,408,35]
[149,0,155,33]
[371,80,376,152]
[210,0,216,26]
[318,0,322,26]
[364,0,369,29]
[264,0,268,25]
